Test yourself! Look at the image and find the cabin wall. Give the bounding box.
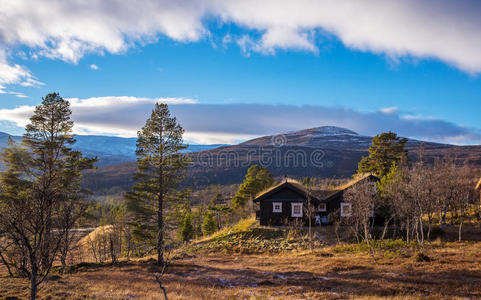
[259,188,306,226]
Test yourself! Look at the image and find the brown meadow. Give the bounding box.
[2,239,481,299]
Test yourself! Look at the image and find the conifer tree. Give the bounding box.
[357,132,408,177]
[179,208,194,241]
[202,212,217,236]
[0,93,96,299]
[232,165,274,209]
[126,103,187,265]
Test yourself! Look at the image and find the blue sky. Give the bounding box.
[1,1,481,144]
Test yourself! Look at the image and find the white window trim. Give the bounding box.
[340,202,352,217]
[291,203,303,217]
[272,202,282,213]
[318,203,327,212]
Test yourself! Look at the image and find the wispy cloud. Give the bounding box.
[1,0,481,90]
[7,91,28,98]
[0,50,43,90]
[89,64,99,70]
[0,98,479,145]
[380,107,399,114]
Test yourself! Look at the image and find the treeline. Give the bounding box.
[341,132,480,251]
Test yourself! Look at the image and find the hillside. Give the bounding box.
[0,132,224,166]
[82,126,481,193]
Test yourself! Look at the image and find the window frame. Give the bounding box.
[272,202,282,213]
[291,203,303,217]
[340,202,352,217]
[318,202,327,212]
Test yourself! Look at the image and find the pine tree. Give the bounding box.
[179,208,194,241]
[125,103,187,265]
[202,212,217,236]
[232,165,274,209]
[0,93,96,299]
[357,132,408,177]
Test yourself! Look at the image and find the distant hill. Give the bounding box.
[0,132,225,166]
[82,126,481,193]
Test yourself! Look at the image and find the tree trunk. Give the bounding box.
[30,267,37,300]
[157,192,164,265]
[157,167,164,265]
[458,221,463,242]
[110,237,116,264]
[441,208,447,226]
[364,222,376,263]
[0,250,14,277]
[61,256,67,274]
[406,218,410,242]
[393,222,398,240]
[419,215,424,246]
[427,215,432,242]
[308,195,312,251]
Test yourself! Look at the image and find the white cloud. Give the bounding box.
[0,0,480,91]
[183,131,257,144]
[222,34,232,46]
[380,106,399,114]
[0,98,480,145]
[0,96,198,137]
[0,50,42,88]
[7,91,28,98]
[89,64,99,70]
[216,0,481,73]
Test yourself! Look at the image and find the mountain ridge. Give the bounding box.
[81,126,481,193]
[0,131,226,166]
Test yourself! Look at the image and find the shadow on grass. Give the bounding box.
[139,259,481,298]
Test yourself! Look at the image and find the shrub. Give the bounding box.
[179,211,194,241]
[414,252,432,262]
[202,212,217,236]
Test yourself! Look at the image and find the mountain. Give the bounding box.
[0,132,225,166]
[82,126,481,193]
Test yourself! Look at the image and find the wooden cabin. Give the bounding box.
[253,175,379,226]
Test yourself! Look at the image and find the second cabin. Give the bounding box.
[253,174,378,226]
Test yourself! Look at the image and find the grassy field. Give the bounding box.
[2,221,481,299]
[2,241,481,299]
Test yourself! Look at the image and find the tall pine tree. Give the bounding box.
[126,103,187,264]
[0,93,96,299]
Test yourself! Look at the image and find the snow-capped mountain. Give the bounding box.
[242,126,370,148]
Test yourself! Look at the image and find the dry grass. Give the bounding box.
[2,241,481,299]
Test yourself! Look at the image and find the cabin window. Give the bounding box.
[340,202,352,217]
[291,203,303,217]
[272,202,282,213]
[318,203,327,212]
